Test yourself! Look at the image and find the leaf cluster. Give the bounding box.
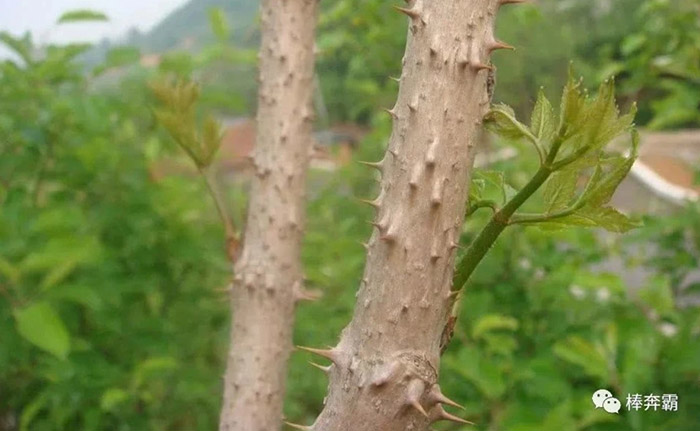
[479,72,640,233]
[151,80,223,170]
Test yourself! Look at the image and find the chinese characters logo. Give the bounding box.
[593,389,679,414]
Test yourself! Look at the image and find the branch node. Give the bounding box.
[406,379,428,417]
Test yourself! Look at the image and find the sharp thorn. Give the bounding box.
[296,346,339,363]
[284,421,312,431]
[471,62,494,72]
[309,361,331,373]
[411,400,429,418]
[293,280,322,302]
[393,5,421,20]
[357,160,383,171]
[382,107,398,118]
[448,241,463,251]
[356,197,381,210]
[488,40,515,52]
[389,76,401,82]
[434,405,474,425]
[295,288,322,302]
[406,378,427,417]
[499,0,528,5]
[429,384,464,410]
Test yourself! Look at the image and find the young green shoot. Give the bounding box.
[454,73,640,294]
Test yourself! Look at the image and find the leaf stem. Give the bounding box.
[509,206,578,225]
[454,165,552,291]
[517,125,545,164]
[466,199,499,217]
[510,165,600,225]
[199,167,239,261]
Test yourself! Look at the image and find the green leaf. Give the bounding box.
[0,31,33,65]
[542,169,578,213]
[621,33,647,55]
[40,258,80,291]
[57,10,108,24]
[583,156,635,207]
[553,335,609,381]
[530,88,557,143]
[444,348,506,399]
[473,170,508,204]
[558,77,635,156]
[550,207,641,233]
[472,314,519,339]
[638,275,674,316]
[131,356,178,388]
[200,115,223,168]
[469,177,486,201]
[0,256,21,284]
[19,392,48,431]
[47,284,103,311]
[558,72,586,138]
[151,79,221,168]
[20,236,102,274]
[581,79,633,150]
[208,7,231,42]
[485,104,532,141]
[14,302,70,359]
[100,388,129,411]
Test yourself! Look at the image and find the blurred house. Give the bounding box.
[140,53,161,68]
[598,130,700,307]
[611,129,700,214]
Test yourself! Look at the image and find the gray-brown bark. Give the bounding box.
[302,1,516,430]
[219,1,318,430]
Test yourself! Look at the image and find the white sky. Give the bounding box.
[0,0,189,49]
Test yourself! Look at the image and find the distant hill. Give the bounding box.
[137,0,259,53]
[82,0,259,67]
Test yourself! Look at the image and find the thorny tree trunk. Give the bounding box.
[303,1,519,430]
[219,1,319,430]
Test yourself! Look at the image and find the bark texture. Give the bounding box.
[305,1,512,430]
[219,1,318,430]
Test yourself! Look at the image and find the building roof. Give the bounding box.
[630,129,700,204]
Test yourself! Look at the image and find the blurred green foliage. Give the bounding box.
[1,1,699,431]
[0,24,231,431]
[317,0,700,129]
